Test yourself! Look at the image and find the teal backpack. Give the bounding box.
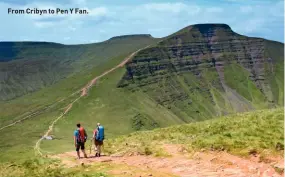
[96,125,104,141]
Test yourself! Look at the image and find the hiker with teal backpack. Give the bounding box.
[92,123,104,157]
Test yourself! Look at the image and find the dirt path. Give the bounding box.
[53,144,284,177]
[34,98,78,156]
[0,90,80,132]
[0,44,149,132]
[80,48,144,96]
[34,46,150,156]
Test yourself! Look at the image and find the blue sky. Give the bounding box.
[0,0,283,44]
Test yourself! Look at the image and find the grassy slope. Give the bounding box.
[41,67,182,154]
[0,158,110,177]
[0,108,282,177]
[0,38,159,162]
[105,108,284,158]
[0,36,158,125]
[0,56,180,162]
[224,62,268,108]
[0,157,176,177]
[0,35,157,101]
[264,40,284,106]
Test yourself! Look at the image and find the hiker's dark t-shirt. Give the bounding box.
[74,129,85,151]
[74,130,80,143]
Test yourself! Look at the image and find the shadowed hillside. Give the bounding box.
[0,35,158,100]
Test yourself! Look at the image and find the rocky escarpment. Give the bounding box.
[118,24,284,122]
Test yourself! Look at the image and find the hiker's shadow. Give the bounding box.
[87,155,107,159]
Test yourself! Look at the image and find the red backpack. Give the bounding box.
[78,127,87,142]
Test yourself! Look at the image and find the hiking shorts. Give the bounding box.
[76,142,85,151]
[94,140,103,146]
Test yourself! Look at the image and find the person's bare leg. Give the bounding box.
[76,151,80,159]
[82,149,87,158]
[95,145,98,157]
[98,145,101,157]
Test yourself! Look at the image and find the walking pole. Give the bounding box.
[89,138,92,155]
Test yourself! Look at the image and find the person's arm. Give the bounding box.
[84,129,88,138]
[93,130,96,139]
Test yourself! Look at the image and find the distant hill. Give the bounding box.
[0,35,158,100]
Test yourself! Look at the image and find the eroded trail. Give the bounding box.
[34,46,149,156]
[80,48,141,97]
[0,90,80,132]
[53,144,284,177]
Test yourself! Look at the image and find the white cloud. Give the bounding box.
[187,6,201,15]
[34,21,55,28]
[99,29,106,33]
[68,26,76,31]
[142,3,187,13]
[71,0,86,6]
[88,7,108,17]
[241,18,265,33]
[240,6,252,13]
[0,0,283,44]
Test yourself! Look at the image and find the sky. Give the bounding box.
[0,0,284,44]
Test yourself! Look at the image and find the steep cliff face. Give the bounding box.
[118,24,284,122]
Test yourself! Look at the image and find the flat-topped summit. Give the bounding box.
[174,23,233,36]
[190,23,231,29]
[109,34,153,41]
[189,23,232,33]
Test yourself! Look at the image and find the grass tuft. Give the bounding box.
[105,108,284,157]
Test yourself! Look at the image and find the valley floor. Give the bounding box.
[52,144,284,177]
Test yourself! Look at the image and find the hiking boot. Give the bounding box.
[98,153,101,157]
[95,153,98,157]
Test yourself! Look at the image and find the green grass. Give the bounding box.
[0,157,177,177]
[0,46,179,162]
[0,36,158,126]
[224,62,269,108]
[0,109,283,176]
[40,67,182,154]
[0,36,158,101]
[104,108,284,158]
[0,158,110,177]
[0,49,161,162]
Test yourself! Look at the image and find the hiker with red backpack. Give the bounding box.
[93,123,104,157]
[74,123,88,159]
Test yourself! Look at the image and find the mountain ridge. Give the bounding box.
[117,23,284,121]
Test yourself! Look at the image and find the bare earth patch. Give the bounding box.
[51,144,284,177]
